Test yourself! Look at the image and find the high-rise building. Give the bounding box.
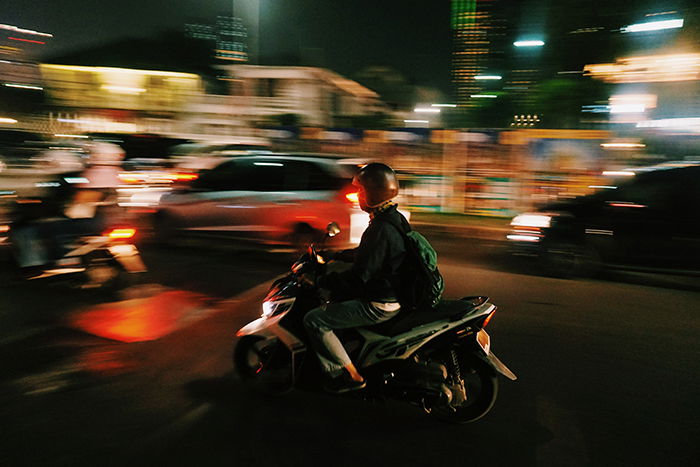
[185,15,248,62]
[0,23,50,116]
[233,0,259,65]
[0,23,50,89]
[451,0,508,107]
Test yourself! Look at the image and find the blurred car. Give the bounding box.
[87,133,191,163]
[151,154,371,250]
[507,162,700,276]
[169,138,272,172]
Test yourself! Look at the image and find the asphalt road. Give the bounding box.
[0,236,699,466]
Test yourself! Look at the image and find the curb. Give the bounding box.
[412,221,509,241]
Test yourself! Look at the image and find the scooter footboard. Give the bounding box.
[108,244,147,272]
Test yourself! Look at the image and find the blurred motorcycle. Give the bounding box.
[0,176,146,290]
[234,223,516,424]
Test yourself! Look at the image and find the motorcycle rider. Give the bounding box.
[302,162,410,394]
[11,141,123,274]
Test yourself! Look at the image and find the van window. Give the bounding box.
[194,160,250,191]
[245,161,286,191]
[612,172,684,209]
[284,161,346,191]
[194,158,349,192]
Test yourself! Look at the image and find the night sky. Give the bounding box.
[4,0,452,93]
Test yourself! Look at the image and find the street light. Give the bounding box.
[404,119,429,127]
[514,40,545,47]
[622,19,683,33]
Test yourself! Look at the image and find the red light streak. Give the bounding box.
[8,36,45,44]
[608,202,647,208]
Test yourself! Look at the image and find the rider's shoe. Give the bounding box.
[323,370,366,394]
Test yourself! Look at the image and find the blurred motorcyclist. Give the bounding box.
[302,162,409,393]
[11,142,124,273]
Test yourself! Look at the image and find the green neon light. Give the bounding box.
[451,0,477,29]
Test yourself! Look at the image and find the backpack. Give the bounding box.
[382,216,445,312]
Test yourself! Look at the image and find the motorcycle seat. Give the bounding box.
[367,296,488,336]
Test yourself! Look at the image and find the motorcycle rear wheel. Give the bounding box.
[430,356,498,424]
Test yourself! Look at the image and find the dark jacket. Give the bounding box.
[318,204,409,302]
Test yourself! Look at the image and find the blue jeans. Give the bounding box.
[303,300,399,376]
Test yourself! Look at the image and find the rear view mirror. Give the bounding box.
[326,222,341,238]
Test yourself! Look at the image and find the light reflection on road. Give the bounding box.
[69,285,215,343]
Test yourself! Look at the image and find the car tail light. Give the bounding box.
[166,172,198,182]
[345,191,359,204]
[118,172,146,184]
[106,228,136,240]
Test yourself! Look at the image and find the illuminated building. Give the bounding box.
[205,65,383,128]
[0,23,51,115]
[582,3,700,124]
[233,0,259,64]
[451,0,508,107]
[185,15,248,62]
[39,64,203,133]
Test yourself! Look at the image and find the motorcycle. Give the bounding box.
[234,223,516,424]
[1,187,146,290]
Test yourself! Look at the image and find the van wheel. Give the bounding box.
[541,241,601,278]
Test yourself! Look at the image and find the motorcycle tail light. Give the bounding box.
[479,308,496,329]
[107,228,136,239]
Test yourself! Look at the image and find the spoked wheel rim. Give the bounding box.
[431,365,497,423]
[424,350,498,424]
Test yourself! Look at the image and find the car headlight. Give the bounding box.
[261,297,296,318]
[510,213,552,228]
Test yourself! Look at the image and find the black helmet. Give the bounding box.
[353,162,399,209]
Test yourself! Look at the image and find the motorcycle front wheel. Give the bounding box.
[233,335,294,394]
[430,354,498,424]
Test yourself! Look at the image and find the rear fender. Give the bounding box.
[478,350,518,381]
[108,243,147,272]
[463,328,517,380]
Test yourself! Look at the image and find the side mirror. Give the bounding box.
[326,222,341,238]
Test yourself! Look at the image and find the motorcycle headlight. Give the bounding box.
[510,213,552,228]
[261,297,296,318]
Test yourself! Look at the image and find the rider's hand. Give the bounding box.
[299,272,316,287]
[318,287,331,304]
